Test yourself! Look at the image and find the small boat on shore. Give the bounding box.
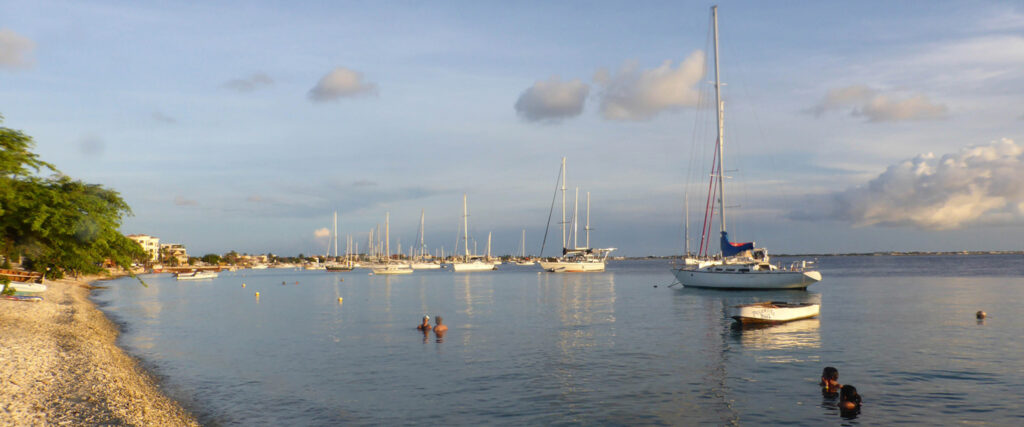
[731,302,820,324]
[176,271,219,280]
[0,268,47,294]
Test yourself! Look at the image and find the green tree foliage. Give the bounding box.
[201,253,221,265]
[0,116,145,278]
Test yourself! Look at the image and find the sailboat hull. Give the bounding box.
[409,262,441,270]
[539,260,606,273]
[672,268,821,290]
[451,261,496,272]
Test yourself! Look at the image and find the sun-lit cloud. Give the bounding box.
[810,85,947,122]
[222,73,273,92]
[514,76,589,123]
[594,50,705,121]
[313,227,331,238]
[308,67,377,102]
[0,29,35,69]
[793,138,1024,230]
[174,195,199,207]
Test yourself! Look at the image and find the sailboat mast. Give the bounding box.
[487,232,491,259]
[385,212,390,260]
[333,211,338,258]
[712,5,727,233]
[419,209,426,259]
[522,229,526,257]
[684,193,690,256]
[462,193,470,260]
[560,157,567,250]
[585,191,591,249]
[572,187,579,249]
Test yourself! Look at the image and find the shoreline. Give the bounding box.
[0,273,198,425]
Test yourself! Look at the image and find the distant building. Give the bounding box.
[160,243,189,265]
[127,234,160,261]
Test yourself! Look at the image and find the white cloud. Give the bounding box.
[0,29,35,69]
[811,85,947,122]
[514,76,588,122]
[223,73,273,92]
[594,50,705,121]
[313,227,330,238]
[795,138,1024,229]
[308,67,377,102]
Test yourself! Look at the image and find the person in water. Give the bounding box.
[820,366,841,397]
[839,385,862,412]
[417,315,432,331]
[433,316,448,334]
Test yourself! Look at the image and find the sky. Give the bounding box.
[2,0,1023,256]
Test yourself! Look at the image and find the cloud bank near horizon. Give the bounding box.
[793,138,1024,230]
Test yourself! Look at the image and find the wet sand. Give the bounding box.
[0,274,198,425]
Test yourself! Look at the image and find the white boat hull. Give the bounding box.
[409,262,441,270]
[176,272,219,280]
[732,302,820,323]
[451,261,496,272]
[372,266,414,275]
[672,268,821,290]
[2,282,47,294]
[539,260,606,273]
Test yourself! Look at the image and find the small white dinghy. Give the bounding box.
[731,302,819,324]
[0,269,47,294]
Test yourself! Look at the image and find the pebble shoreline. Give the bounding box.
[0,274,198,426]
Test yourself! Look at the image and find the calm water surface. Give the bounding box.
[93,255,1024,425]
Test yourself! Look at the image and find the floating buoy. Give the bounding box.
[338,297,343,303]
[255,292,260,297]
[282,281,286,285]
[653,285,658,288]
[294,281,299,285]
[976,310,987,319]
[339,278,344,282]
[242,283,246,288]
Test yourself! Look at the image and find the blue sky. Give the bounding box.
[3,1,1023,256]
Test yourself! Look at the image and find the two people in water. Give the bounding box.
[820,366,861,415]
[416,315,448,335]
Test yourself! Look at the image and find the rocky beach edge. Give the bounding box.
[1,274,198,425]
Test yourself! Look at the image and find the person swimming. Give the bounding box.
[433,316,448,334]
[417,315,432,331]
[839,385,862,412]
[820,366,840,397]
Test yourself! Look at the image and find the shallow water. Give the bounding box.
[93,255,1024,425]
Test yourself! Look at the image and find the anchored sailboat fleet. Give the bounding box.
[539,157,615,273]
[671,6,821,290]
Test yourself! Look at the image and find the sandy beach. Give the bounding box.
[0,274,198,426]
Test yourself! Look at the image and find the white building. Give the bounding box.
[127,234,160,262]
[160,243,189,265]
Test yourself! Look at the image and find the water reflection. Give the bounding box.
[730,318,821,352]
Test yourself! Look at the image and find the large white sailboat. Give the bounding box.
[451,194,496,272]
[539,158,614,273]
[671,6,821,290]
[409,209,441,270]
[325,211,354,272]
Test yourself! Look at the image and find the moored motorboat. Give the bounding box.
[176,270,219,280]
[731,302,820,324]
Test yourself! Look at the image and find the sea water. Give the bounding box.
[93,255,1024,425]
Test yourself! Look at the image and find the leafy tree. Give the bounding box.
[223,250,239,265]
[1,116,145,278]
[201,253,221,265]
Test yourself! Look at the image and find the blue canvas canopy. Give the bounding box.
[720,231,754,257]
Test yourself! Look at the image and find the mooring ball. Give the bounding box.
[976,310,987,319]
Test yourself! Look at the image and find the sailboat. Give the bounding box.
[539,158,615,273]
[325,211,354,271]
[409,209,441,270]
[671,6,821,290]
[451,194,496,272]
[372,212,413,275]
[514,229,535,265]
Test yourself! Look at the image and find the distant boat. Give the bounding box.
[451,194,497,272]
[410,209,441,270]
[514,229,535,266]
[372,264,414,275]
[671,6,820,290]
[538,158,614,273]
[176,270,218,280]
[372,212,414,275]
[731,302,820,324]
[325,211,354,272]
[250,264,269,270]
